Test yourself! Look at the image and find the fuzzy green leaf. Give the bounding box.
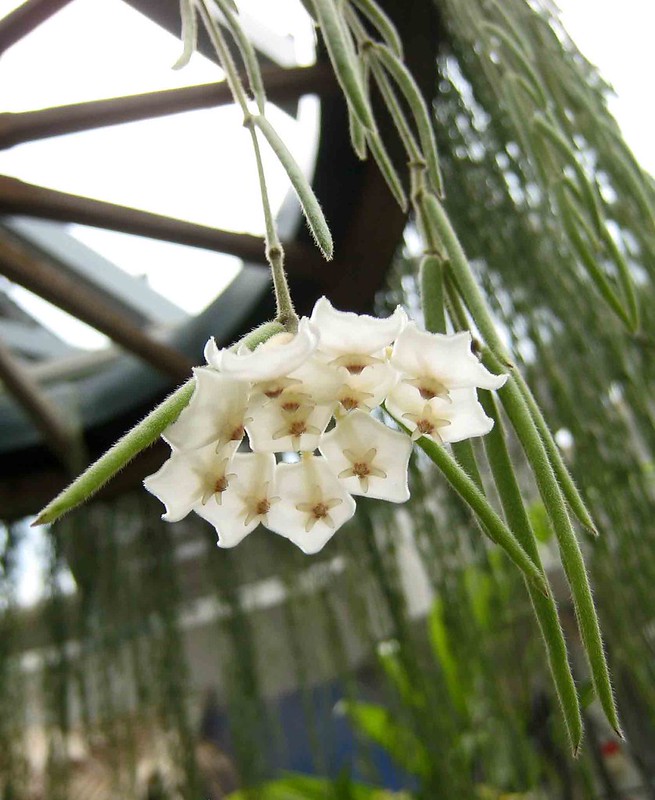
[33,380,195,527]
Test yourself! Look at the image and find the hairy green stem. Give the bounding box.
[197,3,308,326]
[420,193,511,362]
[419,254,447,335]
[247,121,298,328]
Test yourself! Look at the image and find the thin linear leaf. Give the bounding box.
[492,372,621,736]
[481,391,583,754]
[416,431,548,595]
[557,184,636,331]
[372,44,443,196]
[533,113,604,235]
[33,380,195,527]
[483,22,547,107]
[487,0,534,58]
[600,224,640,332]
[368,57,421,162]
[347,58,370,159]
[254,115,334,260]
[511,370,598,535]
[367,129,408,211]
[214,0,267,113]
[387,409,548,595]
[313,0,376,129]
[173,0,198,70]
[348,101,368,159]
[350,0,403,58]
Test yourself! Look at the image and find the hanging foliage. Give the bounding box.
[1,0,654,797]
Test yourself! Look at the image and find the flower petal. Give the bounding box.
[438,388,495,442]
[204,336,222,370]
[266,457,356,553]
[164,367,250,451]
[387,383,494,444]
[336,362,399,412]
[310,296,407,356]
[391,323,507,390]
[195,452,276,547]
[144,449,206,522]
[320,410,412,502]
[246,398,335,453]
[212,318,319,381]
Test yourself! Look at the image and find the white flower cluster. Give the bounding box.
[144,298,506,554]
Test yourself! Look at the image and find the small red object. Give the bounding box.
[601,740,621,757]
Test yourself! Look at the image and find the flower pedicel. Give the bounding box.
[144,297,506,553]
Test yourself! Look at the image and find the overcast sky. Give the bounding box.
[558,0,655,176]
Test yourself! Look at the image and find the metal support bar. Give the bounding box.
[0,336,80,470]
[0,64,335,149]
[0,230,194,382]
[0,176,318,271]
[0,318,75,359]
[0,0,73,54]
[5,218,187,326]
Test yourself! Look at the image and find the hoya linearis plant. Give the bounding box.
[30,0,648,754]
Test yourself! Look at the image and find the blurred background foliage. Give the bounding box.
[1,0,655,797]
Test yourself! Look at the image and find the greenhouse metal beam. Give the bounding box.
[0,64,335,149]
[0,318,75,360]
[5,218,188,327]
[0,177,319,272]
[0,231,194,382]
[124,0,297,69]
[0,0,73,54]
[0,337,77,468]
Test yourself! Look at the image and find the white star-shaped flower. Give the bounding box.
[204,317,319,381]
[320,410,412,502]
[386,384,495,444]
[143,442,238,522]
[195,452,280,548]
[251,356,342,409]
[266,456,356,553]
[334,361,399,412]
[245,398,335,453]
[164,367,250,452]
[390,323,506,398]
[310,297,407,375]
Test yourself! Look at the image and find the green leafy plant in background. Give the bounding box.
[339,585,542,798]
[226,771,411,799]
